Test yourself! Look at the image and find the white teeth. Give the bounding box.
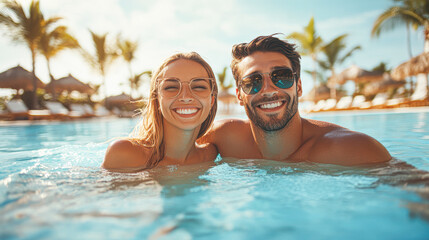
[260,101,282,109]
[175,108,198,115]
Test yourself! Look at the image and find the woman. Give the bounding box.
[102,52,218,172]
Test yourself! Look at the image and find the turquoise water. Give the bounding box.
[1,110,429,239]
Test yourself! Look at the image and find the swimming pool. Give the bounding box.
[1,109,428,239]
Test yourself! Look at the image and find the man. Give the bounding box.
[200,35,391,166]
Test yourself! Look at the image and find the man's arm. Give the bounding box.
[198,118,254,158]
[309,129,391,166]
[198,118,243,145]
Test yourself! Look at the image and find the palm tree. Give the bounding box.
[39,25,79,82]
[80,31,118,100]
[372,62,390,73]
[0,0,60,109]
[129,70,151,98]
[286,16,323,99]
[319,34,361,98]
[117,35,139,83]
[372,0,429,99]
[217,66,233,92]
[371,0,429,53]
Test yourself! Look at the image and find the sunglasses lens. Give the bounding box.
[242,74,263,95]
[271,68,295,89]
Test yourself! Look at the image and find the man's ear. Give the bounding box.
[297,78,302,97]
[236,88,244,106]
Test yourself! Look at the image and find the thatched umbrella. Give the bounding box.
[301,85,332,102]
[218,91,236,103]
[329,65,385,96]
[391,52,429,80]
[363,73,406,96]
[330,65,384,85]
[0,65,45,91]
[104,93,134,107]
[45,74,94,94]
[218,91,237,114]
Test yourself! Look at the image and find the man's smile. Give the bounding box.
[258,101,285,110]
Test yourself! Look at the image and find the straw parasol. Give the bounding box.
[45,74,94,94]
[218,91,237,114]
[0,65,45,91]
[391,52,429,80]
[363,73,406,95]
[104,93,134,106]
[301,85,332,102]
[329,65,384,85]
[218,91,237,104]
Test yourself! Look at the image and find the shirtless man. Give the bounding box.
[200,35,391,166]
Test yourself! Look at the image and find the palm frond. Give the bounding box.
[371,6,424,37]
[339,46,361,64]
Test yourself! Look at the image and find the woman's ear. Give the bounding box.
[236,88,244,106]
[211,95,215,107]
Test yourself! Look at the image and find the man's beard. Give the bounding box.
[244,93,298,132]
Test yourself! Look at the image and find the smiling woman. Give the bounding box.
[102,52,219,172]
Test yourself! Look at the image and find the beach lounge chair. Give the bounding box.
[95,105,111,117]
[45,102,70,119]
[299,101,315,114]
[83,104,95,117]
[370,93,388,108]
[69,104,89,118]
[401,82,429,107]
[312,100,326,112]
[5,99,52,120]
[322,99,337,111]
[111,107,136,118]
[112,107,122,116]
[351,95,366,109]
[336,96,353,110]
[386,98,406,108]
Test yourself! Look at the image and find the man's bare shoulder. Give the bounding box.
[304,119,391,165]
[102,139,150,172]
[213,118,251,130]
[199,118,251,144]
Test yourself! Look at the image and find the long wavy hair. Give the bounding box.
[129,52,218,168]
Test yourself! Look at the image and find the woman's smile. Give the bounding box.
[173,107,200,117]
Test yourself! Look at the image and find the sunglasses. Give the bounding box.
[239,67,296,95]
[158,77,214,99]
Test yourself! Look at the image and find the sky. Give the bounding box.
[0,0,425,99]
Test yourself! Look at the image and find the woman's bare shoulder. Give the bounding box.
[102,138,150,171]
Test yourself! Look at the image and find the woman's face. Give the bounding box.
[157,59,214,131]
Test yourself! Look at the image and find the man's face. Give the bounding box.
[236,51,302,132]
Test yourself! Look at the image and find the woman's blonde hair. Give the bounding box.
[129,52,218,168]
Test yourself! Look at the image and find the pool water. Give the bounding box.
[1,109,429,239]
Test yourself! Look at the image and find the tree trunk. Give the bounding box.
[329,68,336,99]
[411,27,429,100]
[102,74,108,107]
[31,48,40,110]
[312,55,317,102]
[47,58,57,100]
[128,63,134,97]
[406,24,413,58]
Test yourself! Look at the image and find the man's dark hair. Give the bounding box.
[230,34,301,85]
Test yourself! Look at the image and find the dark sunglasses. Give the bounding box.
[239,67,296,95]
